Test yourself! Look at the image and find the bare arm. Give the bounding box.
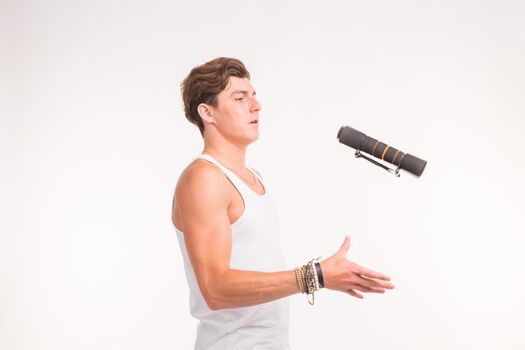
[174,162,395,310]
[175,163,298,310]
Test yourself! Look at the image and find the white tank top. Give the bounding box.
[175,153,290,350]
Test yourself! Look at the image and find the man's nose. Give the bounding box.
[250,97,262,112]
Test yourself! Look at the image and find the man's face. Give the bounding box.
[209,76,261,145]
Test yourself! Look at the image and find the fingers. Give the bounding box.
[355,264,392,281]
[352,284,386,294]
[345,284,386,299]
[346,289,363,299]
[356,275,395,290]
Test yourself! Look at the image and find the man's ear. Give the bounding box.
[197,103,215,124]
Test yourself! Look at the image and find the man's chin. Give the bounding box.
[227,130,259,147]
[243,130,259,145]
[243,137,258,147]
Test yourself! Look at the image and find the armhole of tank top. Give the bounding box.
[194,156,247,226]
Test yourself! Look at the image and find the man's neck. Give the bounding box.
[202,141,248,174]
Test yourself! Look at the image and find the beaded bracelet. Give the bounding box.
[294,257,324,305]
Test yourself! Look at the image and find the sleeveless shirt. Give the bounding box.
[175,153,290,350]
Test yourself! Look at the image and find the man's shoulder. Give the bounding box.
[176,159,229,201]
[183,158,223,178]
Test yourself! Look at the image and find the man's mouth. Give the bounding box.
[250,120,258,124]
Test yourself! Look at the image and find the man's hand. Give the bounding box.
[320,237,395,299]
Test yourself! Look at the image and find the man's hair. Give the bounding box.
[181,57,251,136]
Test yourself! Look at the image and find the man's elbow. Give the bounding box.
[205,299,222,311]
[202,286,227,311]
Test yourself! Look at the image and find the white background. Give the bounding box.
[2,0,525,349]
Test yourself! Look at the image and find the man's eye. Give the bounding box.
[235,97,245,101]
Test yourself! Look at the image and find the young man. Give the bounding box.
[172,57,394,349]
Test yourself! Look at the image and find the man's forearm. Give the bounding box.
[202,269,299,310]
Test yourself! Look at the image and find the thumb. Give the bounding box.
[336,236,351,257]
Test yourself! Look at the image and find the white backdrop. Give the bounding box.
[2,0,525,349]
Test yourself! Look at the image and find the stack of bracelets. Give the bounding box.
[294,258,325,305]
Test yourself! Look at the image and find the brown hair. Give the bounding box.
[181,57,251,136]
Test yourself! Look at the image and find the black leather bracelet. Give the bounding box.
[314,262,324,288]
